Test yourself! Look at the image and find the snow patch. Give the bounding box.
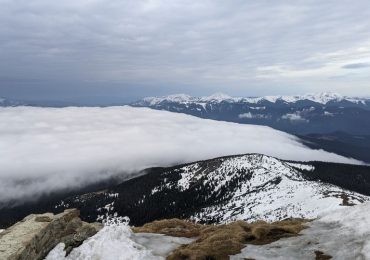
[232,201,370,260]
[46,217,194,260]
[286,162,315,171]
[249,106,266,110]
[239,113,270,119]
[324,111,334,117]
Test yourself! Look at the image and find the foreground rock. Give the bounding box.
[0,209,102,260]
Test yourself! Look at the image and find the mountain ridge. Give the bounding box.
[53,153,370,225]
[132,92,370,163]
[2,153,366,226]
[135,92,370,106]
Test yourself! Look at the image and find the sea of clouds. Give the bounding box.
[0,106,360,205]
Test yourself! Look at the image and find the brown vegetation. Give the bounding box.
[133,218,204,238]
[133,218,307,260]
[315,250,332,260]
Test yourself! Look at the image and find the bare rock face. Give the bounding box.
[0,209,102,260]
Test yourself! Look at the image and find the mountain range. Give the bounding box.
[134,92,370,107]
[132,92,370,135]
[132,92,370,163]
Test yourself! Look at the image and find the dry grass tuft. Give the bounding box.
[134,218,307,260]
[132,218,203,238]
[315,250,332,260]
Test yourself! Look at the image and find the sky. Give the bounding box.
[1,0,370,103]
[0,106,358,205]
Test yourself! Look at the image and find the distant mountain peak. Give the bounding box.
[166,93,192,100]
[200,92,236,102]
[142,93,193,106]
[301,92,343,104]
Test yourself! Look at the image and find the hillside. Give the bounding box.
[1,154,367,228]
[2,153,370,259]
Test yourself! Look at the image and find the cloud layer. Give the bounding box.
[342,63,370,69]
[0,106,359,205]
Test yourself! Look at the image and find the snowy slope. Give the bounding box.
[41,154,370,260]
[232,201,370,259]
[47,201,370,260]
[150,154,368,223]
[51,154,369,226]
[46,218,194,260]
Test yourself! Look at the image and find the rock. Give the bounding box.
[0,209,102,260]
[61,221,104,255]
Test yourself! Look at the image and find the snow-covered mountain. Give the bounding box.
[132,92,370,163]
[134,92,370,106]
[151,154,367,223]
[47,154,370,226]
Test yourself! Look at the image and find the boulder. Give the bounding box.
[0,209,102,260]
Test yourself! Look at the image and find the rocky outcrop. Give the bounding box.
[0,209,102,260]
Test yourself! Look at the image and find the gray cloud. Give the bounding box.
[282,113,309,123]
[0,106,359,205]
[1,0,370,101]
[342,63,370,69]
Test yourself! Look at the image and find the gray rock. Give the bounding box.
[0,209,102,260]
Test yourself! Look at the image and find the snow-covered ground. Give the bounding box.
[232,202,370,259]
[152,154,368,223]
[46,219,194,260]
[46,202,370,259]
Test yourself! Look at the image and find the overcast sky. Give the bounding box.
[1,0,370,103]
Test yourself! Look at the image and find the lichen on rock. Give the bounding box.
[0,209,102,260]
